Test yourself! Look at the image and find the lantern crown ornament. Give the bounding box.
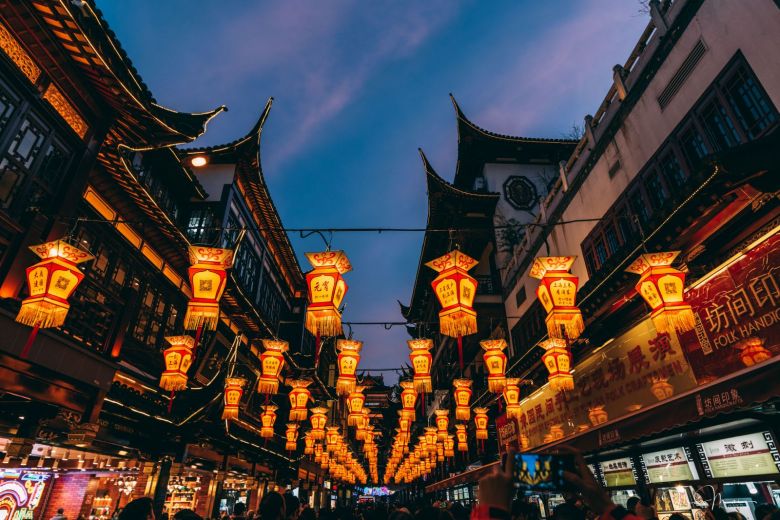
[16,239,94,329]
[481,339,508,393]
[540,338,574,391]
[426,250,479,338]
[407,339,433,393]
[530,256,584,340]
[258,339,288,394]
[222,377,247,421]
[452,379,473,421]
[304,250,351,337]
[260,404,278,438]
[159,335,195,391]
[625,251,695,334]
[287,378,312,422]
[335,339,362,396]
[184,246,234,330]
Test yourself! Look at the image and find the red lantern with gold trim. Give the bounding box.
[336,339,362,396]
[626,251,695,334]
[587,405,608,426]
[304,434,315,455]
[399,381,417,421]
[285,423,299,452]
[398,410,413,433]
[222,377,246,421]
[736,337,772,367]
[304,251,351,337]
[347,385,366,427]
[502,378,522,420]
[310,406,329,440]
[530,256,584,340]
[455,424,468,452]
[287,378,312,421]
[452,379,472,421]
[473,407,489,440]
[481,339,508,393]
[159,335,195,391]
[540,338,574,391]
[260,404,278,438]
[258,339,288,394]
[184,246,234,331]
[407,339,433,393]
[650,377,674,401]
[16,239,93,329]
[434,410,449,441]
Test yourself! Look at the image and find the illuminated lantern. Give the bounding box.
[398,410,413,433]
[425,250,479,368]
[481,339,508,393]
[304,434,315,455]
[625,251,695,334]
[577,424,590,432]
[550,424,565,440]
[258,339,288,394]
[529,256,584,340]
[436,443,444,462]
[588,405,608,426]
[650,378,674,401]
[184,246,234,330]
[355,409,370,440]
[16,239,93,329]
[314,443,323,462]
[260,405,278,438]
[473,407,489,440]
[444,435,455,458]
[326,426,341,452]
[502,378,522,420]
[736,337,772,367]
[320,452,330,469]
[285,423,299,451]
[159,335,194,391]
[542,434,554,444]
[222,377,246,420]
[424,427,438,454]
[399,381,417,421]
[452,379,473,421]
[434,410,449,441]
[407,339,433,393]
[455,425,468,452]
[287,378,312,421]
[540,338,574,391]
[335,339,362,396]
[347,386,366,426]
[310,406,329,440]
[304,251,351,337]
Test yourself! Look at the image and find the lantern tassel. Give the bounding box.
[159,374,188,392]
[652,307,696,334]
[258,380,280,395]
[457,335,463,371]
[16,303,68,329]
[290,409,307,422]
[20,324,40,359]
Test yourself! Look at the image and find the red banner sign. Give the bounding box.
[496,414,519,454]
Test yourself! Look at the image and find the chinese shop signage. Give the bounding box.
[600,457,637,487]
[518,319,698,450]
[679,232,780,381]
[639,447,698,483]
[696,431,780,478]
[0,470,51,520]
[496,414,519,454]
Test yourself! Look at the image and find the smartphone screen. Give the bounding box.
[513,453,575,491]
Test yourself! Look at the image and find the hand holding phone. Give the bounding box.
[512,452,576,491]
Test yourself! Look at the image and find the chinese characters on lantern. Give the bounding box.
[529,256,584,340]
[184,246,234,331]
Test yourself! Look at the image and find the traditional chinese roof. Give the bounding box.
[450,94,577,190]
[401,149,499,322]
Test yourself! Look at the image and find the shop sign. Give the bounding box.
[518,318,698,450]
[696,431,780,479]
[694,387,744,416]
[0,470,51,520]
[679,232,780,381]
[495,414,519,454]
[599,457,637,487]
[639,447,698,483]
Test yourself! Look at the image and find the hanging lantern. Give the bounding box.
[347,386,366,427]
[258,339,288,394]
[260,405,278,438]
[455,425,468,452]
[481,339,508,393]
[434,410,449,441]
[502,378,522,420]
[304,435,315,455]
[540,338,574,391]
[184,246,234,330]
[355,409,370,440]
[407,339,433,393]
[550,424,565,440]
[452,379,473,421]
[736,337,772,367]
[398,410,413,433]
[529,256,584,340]
[444,434,455,458]
[304,251,351,337]
[320,452,330,469]
[625,251,695,334]
[542,433,554,444]
[424,427,438,452]
[16,239,94,329]
[436,443,444,462]
[587,405,608,426]
[310,406,329,440]
[222,377,247,421]
[314,443,323,462]
[287,379,312,421]
[285,423,299,451]
[159,335,195,391]
[336,339,362,396]
[399,381,417,421]
[473,407,489,440]
[326,426,341,452]
[650,378,674,401]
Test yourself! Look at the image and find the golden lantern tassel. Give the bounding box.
[651,308,696,335]
[16,304,69,328]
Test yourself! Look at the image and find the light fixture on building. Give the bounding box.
[190,155,208,167]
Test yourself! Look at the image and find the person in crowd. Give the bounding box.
[173,510,203,520]
[259,492,286,520]
[388,507,413,520]
[450,502,470,520]
[220,511,230,520]
[51,508,68,520]
[118,498,155,520]
[755,506,778,520]
[668,514,688,520]
[299,507,316,520]
[551,503,585,520]
[510,500,539,520]
[625,499,640,515]
[232,503,248,520]
[283,494,300,520]
[726,512,746,520]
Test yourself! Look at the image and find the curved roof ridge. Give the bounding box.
[181,98,274,155]
[417,148,499,199]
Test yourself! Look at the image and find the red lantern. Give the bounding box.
[304,434,315,455]
[310,406,329,440]
[184,246,234,330]
[159,335,195,391]
[502,378,522,420]
[452,379,472,421]
[287,379,312,421]
[735,337,772,367]
[473,407,489,440]
[222,377,246,421]
[347,385,366,427]
[336,339,362,396]
[285,423,299,451]
[481,339,508,393]
[455,424,468,452]
[588,405,608,426]
[260,405,278,438]
[326,426,341,452]
[16,239,93,328]
[434,410,449,441]
[444,434,455,458]
[304,251,351,337]
[529,256,584,340]
[407,339,433,393]
[626,251,695,334]
[540,338,574,391]
[258,339,288,394]
[650,378,674,401]
[398,410,413,433]
[550,424,565,440]
[399,381,417,421]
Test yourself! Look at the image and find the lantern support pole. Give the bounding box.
[20,325,40,359]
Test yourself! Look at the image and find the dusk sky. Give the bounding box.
[101,1,648,381]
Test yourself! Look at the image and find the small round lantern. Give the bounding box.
[502,378,522,420]
[540,338,574,391]
[222,376,246,420]
[588,405,608,426]
[260,404,278,438]
[287,378,312,421]
[159,335,195,391]
[550,424,565,440]
[258,339,288,394]
[736,337,772,367]
[481,339,508,393]
[529,256,584,339]
[335,339,362,396]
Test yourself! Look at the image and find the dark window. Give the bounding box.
[187,206,217,243]
[604,223,621,254]
[700,99,741,150]
[629,190,651,229]
[615,205,635,246]
[678,126,709,171]
[583,245,597,276]
[0,79,19,135]
[594,236,608,268]
[659,151,686,190]
[234,242,261,298]
[724,66,778,139]
[514,286,526,308]
[644,171,669,210]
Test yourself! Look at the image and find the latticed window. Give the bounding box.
[700,99,740,150]
[659,151,686,190]
[724,66,777,139]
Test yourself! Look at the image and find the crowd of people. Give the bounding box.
[96,450,779,520]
